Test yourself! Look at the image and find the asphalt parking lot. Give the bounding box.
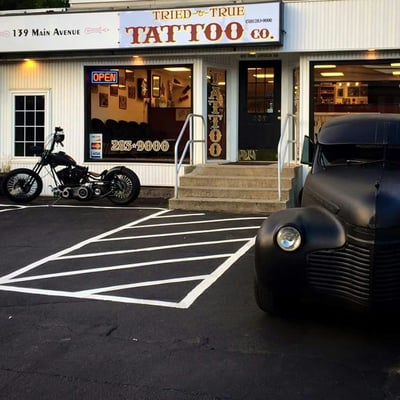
[1,197,400,400]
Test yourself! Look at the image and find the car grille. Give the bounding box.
[306,237,400,307]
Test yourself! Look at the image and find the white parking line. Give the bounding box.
[0,284,183,308]
[0,206,263,308]
[129,216,263,228]
[1,254,232,284]
[57,238,251,260]
[98,226,259,241]
[76,275,209,296]
[0,204,26,213]
[0,203,166,211]
[180,238,256,308]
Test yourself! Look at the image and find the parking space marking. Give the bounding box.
[0,203,166,212]
[0,204,26,213]
[0,254,231,284]
[0,208,169,282]
[180,238,256,308]
[0,206,264,308]
[98,226,256,241]
[56,238,250,259]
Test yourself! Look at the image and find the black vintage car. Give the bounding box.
[255,114,400,314]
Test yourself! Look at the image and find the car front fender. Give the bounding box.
[255,206,346,292]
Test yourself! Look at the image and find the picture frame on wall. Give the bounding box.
[126,70,134,81]
[119,69,126,86]
[152,75,160,98]
[119,95,127,109]
[110,85,118,96]
[128,85,136,99]
[99,92,108,107]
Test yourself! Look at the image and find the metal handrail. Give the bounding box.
[277,113,298,201]
[174,113,206,198]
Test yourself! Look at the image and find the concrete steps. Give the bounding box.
[169,163,301,215]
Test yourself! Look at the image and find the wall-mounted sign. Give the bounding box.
[120,2,281,48]
[89,133,103,159]
[91,70,119,84]
[0,12,118,52]
[207,68,226,160]
[0,2,281,53]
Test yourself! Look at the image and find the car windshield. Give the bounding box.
[318,144,400,167]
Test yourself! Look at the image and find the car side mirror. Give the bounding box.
[301,136,314,166]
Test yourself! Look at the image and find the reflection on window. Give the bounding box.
[87,65,192,162]
[247,67,274,114]
[14,94,46,157]
[319,144,400,167]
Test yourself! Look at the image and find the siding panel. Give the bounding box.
[283,0,400,52]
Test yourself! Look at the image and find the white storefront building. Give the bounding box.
[0,0,399,195]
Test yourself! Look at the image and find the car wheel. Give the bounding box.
[254,278,297,316]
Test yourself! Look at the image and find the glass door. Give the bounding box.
[239,61,281,161]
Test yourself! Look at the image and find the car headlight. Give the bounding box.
[276,226,302,252]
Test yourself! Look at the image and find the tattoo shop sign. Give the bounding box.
[120,2,281,48]
[0,2,281,53]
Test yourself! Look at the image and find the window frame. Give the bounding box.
[310,59,400,140]
[84,65,193,163]
[11,90,50,158]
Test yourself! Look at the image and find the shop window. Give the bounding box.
[13,93,46,157]
[86,65,192,162]
[312,61,400,136]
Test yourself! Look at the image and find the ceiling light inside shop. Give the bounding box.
[320,72,344,77]
[164,67,191,72]
[253,74,274,79]
[314,65,337,69]
[391,63,400,67]
[392,71,400,75]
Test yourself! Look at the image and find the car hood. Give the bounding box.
[302,165,400,229]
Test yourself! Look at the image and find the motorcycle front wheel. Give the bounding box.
[107,168,141,205]
[1,168,43,203]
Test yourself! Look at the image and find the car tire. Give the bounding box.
[254,278,297,316]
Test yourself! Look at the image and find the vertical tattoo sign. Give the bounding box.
[207,69,226,160]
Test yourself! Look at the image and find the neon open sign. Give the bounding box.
[91,70,119,84]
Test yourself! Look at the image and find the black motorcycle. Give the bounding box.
[2,127,141,205]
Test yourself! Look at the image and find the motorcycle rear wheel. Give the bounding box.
[107,168,141,205]
[2,168,43,203]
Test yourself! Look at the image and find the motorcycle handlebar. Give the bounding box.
[48,127,65,150]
